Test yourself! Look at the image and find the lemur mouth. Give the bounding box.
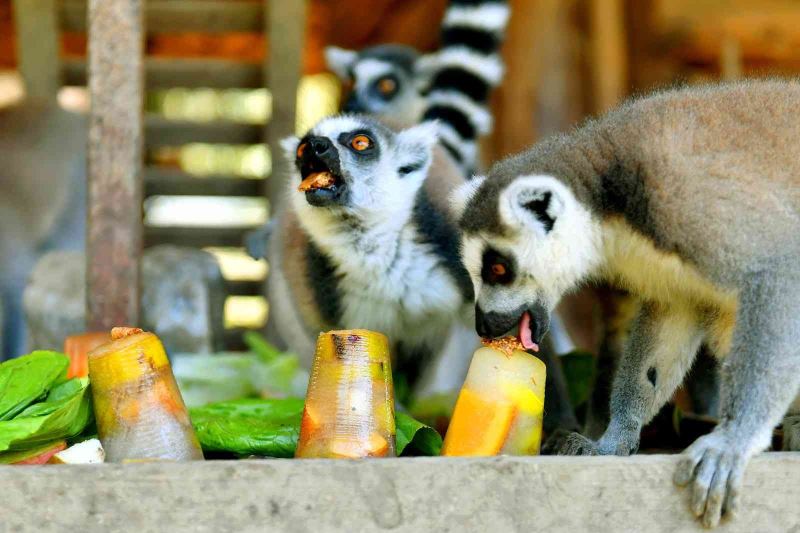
[518,312,539,352]
[298,160,342,192]
[297,148,346,207]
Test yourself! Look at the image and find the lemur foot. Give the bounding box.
[555,432,599,456]
[782,414,800,451]
[674,432,747,529]
[541,428,573,455]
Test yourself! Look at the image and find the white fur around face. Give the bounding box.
[461,174,603,316]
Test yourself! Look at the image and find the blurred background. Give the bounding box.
[1,0,799,351]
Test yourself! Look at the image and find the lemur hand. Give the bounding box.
[782,414,800,451]
[554,432,598,456]
[674,431,749,528]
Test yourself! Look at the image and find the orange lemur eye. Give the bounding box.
[491,263,507,277]
[296,142,307,158]
[377,77,397,95]
[350,134,372,151]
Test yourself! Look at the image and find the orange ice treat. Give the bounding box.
[295,329,396,459]
[63,332,110,379]
[88,327,203,462]
[442,338,546,456]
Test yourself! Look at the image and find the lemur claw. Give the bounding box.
[541,428,573,455]
[674,433,747,529]
[782,414,800,451]
[555,432,599,456]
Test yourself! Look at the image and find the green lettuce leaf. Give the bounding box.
[190,398,441,458]
[0,351,69,421]
[395,412,442,456]
[0,377,92,452]
[190,398,304,458]
[0,439,65,464]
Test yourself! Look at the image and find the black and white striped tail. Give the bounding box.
[421,0,510,174]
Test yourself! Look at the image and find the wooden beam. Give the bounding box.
[588,0,629,113]
[144,116,263,148]
[86,0,144,330]
[60,0,263,33]
[144,169,263,197]
[12,0,60,100]
[144,226,257,248]
[264,0,306,205]
[63,58,264,89]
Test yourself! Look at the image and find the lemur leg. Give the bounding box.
[782,393,800,451]
[674,276,800,528]
[539,335,581,454]
[559,302,704,456]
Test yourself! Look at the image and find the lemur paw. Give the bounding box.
[555,432,599,456]
[782,414,800,451]
[541,428,573,455]
[674,433,748,529]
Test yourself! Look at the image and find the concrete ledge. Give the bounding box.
[2,454,799,532]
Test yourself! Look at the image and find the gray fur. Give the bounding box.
[457,80,800,527]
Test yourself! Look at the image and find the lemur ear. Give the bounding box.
[450,175,487,220]
[280,135,300,162]
[325,46,358,80]
[395,122,438,179]
[500,175,568,236]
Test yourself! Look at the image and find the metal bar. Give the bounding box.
[263,0,307,207]
[63,58,263,89]
[86,0,145,330]
[12,0,61,100]
[61,0,263,33]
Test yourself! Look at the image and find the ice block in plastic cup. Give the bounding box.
[64,331,110,379]
[442,337,546,456]
[295,329,396,459]
[88,327,204,462]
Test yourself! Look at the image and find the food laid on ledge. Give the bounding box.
[63,332,110,379]
[295,330,396,459]
[88,327,204,462]
[442,337,546,457]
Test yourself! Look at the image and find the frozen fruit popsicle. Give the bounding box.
[442,337,546,456]
[88,327,204,462]
[295,330,396,459]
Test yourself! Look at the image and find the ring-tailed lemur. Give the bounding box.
[325,0,510,172]
[452,80,800,527]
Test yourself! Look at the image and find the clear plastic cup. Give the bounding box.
[88,327,204,462]
[442,338,546,456]
[295,330,396,458]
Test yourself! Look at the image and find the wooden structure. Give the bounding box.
[10,0,306,332]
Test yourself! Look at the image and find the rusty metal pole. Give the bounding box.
[86,0,145,330]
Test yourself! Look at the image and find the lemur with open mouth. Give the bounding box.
[452,80,800,528]
[264,0,510,395]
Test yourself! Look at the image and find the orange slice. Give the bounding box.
[298,172,335,192]
[441,388,516,456]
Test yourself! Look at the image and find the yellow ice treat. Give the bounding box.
[502,382,545,415]
[88,331,170,389]
[296,329,396,459]
[441,388,516,456]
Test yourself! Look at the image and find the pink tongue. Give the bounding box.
[519,312,539,352]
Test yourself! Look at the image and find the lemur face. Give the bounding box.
[284,115,438,217]
[453,175,602,350]
[325,46,427,123]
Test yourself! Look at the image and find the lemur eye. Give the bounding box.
[377,77,397,95]
[482,248,514,285]
[296,142,307,159]
[350,134,372,151]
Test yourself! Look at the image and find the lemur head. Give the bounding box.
[325,45,428,123]
[452,173,602,350]
[283,115,438,223]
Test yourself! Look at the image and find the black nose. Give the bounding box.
[308,136,334,157]
[475,305,519,339]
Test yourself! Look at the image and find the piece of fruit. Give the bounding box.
[502,382,545,416]
[299,404,322,437]
[441,388,516,456]
[330,433,389,458]
[298,171,335,192]
[48,438,105,464]
[12,441,67,465]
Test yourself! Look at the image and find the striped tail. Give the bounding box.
[420,0,510,174]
